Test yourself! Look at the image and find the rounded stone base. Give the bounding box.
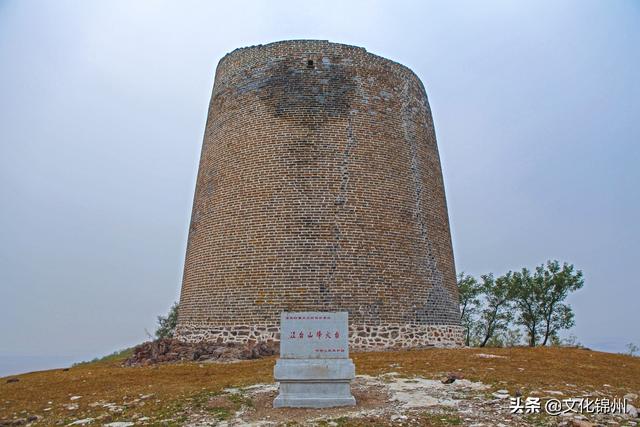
[175,323,464,350]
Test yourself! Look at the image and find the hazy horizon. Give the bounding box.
[1,1,638,377]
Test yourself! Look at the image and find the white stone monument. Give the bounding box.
[273,312,356,408]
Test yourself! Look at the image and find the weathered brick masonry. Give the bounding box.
[176,40,463,350]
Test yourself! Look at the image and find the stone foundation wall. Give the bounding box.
[175,323,464,351]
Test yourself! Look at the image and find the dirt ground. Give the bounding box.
[1,347,639,426]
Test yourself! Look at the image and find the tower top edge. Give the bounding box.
[216,39,423,86]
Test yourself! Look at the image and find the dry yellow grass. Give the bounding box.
[1,347,639,425]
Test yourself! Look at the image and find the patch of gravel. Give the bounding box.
[177,373,546,426]
[65,371,633,426]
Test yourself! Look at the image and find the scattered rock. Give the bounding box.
[626,393,639,401]
[627,403,638,418]
[385,377,487,408]
[69,396,82,401]
[124,338,278,366]
[475,353,507,359]
[67,418,94,426]
[5,378,19,383]
[491,389,510,399]
[442,372,464,384]
[104,423,134,427]
[172,373,636,427]
[103,402,123,413]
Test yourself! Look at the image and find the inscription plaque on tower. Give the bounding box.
[274,312,356,408]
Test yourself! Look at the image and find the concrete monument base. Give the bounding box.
[273,358,356,408]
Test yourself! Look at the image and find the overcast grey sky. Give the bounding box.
[1,0,638,376]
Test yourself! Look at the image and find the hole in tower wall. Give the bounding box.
[307,59,314,68]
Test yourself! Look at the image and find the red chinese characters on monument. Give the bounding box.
[288,330,341,340]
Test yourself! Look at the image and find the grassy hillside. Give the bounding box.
[1,347,639,426]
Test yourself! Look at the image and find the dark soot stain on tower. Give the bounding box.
[176,40,463,349]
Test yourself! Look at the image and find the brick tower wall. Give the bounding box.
[175,40,463,350]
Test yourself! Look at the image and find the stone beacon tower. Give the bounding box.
[175,40,463,350]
